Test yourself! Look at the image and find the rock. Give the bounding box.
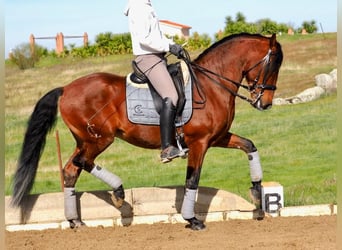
[273,69,336,106]
[328,69,337,93]
[315,73,332,88]
[272,98,289,105]
[329,68,337,82]
[290,86,325,103]
[315,70,337,92]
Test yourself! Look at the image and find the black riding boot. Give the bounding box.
[160,97,181,163]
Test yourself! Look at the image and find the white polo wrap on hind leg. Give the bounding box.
[90,165,122,189]
[181,188,197,219]
[248,151,263,182]
[64,187,78,220]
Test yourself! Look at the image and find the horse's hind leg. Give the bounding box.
[63,141,125,228]
[215,132,263,208]
[63,149,84,228]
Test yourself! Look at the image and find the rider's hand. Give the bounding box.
[169,44,185,59]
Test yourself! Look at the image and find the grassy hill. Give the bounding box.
[5,33,337,206]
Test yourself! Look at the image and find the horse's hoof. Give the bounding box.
[111,195,124,208]
[112,185,125,208]
[185,217,206,231]
[253,208,265,220]
[69,219,86,229]
[249,183,262,209]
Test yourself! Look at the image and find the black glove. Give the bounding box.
[169,44,184,58]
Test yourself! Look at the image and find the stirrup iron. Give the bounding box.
[175,128,188,158]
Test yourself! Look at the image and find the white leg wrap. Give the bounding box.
[64,187,78,220]
[181,188,197,219]
[90,165,122,189]
[248,151,263,182]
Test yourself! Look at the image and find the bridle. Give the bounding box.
[184,48,278,105]
[242,49,277,105]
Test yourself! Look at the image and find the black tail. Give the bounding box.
[11,87,64,207]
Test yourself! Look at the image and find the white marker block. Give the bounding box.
[261,182,284,214]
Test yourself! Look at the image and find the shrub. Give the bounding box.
[94,32,132,56]
[173,32,212,51]
[10,43,47,70]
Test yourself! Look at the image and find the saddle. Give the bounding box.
[131,60,186,116]
[126,61,192,126]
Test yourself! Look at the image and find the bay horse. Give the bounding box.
[11,33,283,230]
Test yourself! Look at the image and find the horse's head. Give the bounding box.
[243,34,283,111]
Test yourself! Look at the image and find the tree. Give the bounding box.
[277,23,291,34]
[223,12,257,36]
[217,12,320,38]
[301,20,318,33]
[257,18,279,34]
[236,12,246,23]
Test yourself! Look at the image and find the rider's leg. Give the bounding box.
[135,54,178,105]
[135,54,183,162]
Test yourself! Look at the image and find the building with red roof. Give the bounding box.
[159,20,192,38]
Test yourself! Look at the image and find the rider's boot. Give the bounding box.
[160,97,182,163]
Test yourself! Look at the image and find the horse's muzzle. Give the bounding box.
[253,100,272,111]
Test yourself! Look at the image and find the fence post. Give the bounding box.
[29,34,35,56]
[55,33,59,54]
[56,32,64,55]
[83,32,88,47]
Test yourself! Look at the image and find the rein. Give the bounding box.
[185,49,276,105]
[190,62,254,104]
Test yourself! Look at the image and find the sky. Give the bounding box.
[5,0,337,58]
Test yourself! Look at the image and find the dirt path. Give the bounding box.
[6,215,336,250]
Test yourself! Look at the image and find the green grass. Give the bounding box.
[5,33,337,206]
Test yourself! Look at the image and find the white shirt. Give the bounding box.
[124,0,174,55]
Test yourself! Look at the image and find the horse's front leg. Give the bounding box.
[217,132,263,208]
[182,143,208,230]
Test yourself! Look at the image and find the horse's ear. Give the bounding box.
[270,34,277,48]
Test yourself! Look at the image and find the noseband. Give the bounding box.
[188,48,278,105]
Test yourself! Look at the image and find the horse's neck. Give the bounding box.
[196,50,244,85]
